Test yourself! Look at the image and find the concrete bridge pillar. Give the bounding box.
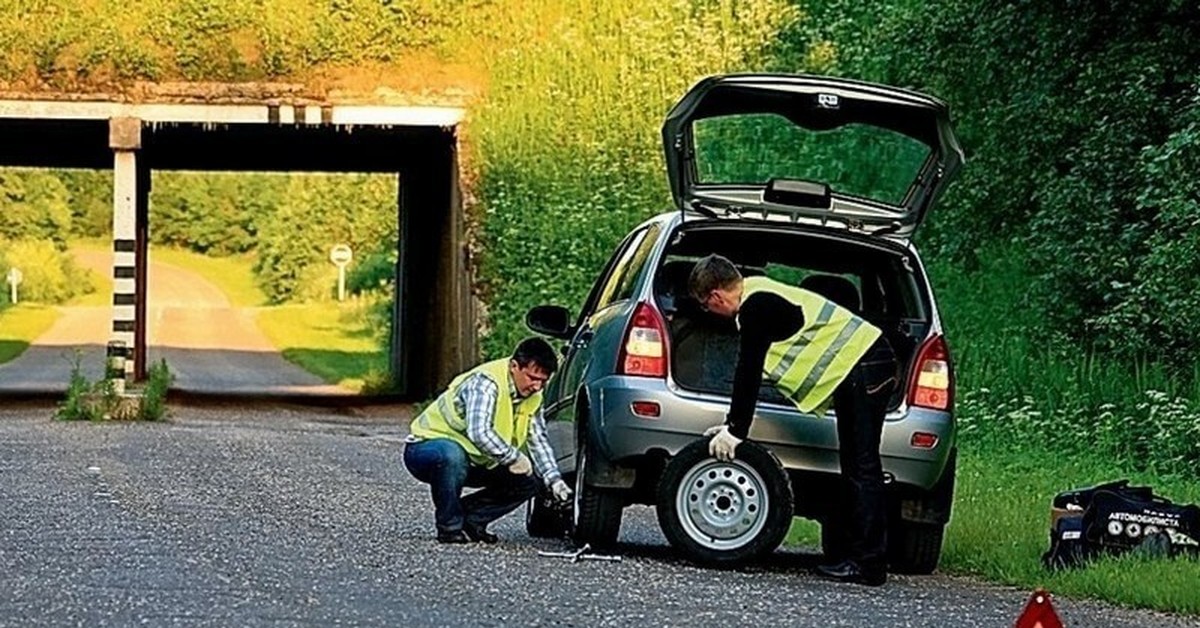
[108,117,149,381]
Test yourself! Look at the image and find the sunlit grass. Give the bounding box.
[0,303,59,364]
[255,303,390,393]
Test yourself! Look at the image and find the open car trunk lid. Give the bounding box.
[662,74,965,239]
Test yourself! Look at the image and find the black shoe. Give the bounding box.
[463,523,499,544]
[815,560,887,587]
[436,530,470,544]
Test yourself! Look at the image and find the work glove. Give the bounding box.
[508,452,533,476]
[704,424,742,462]
[550,479,573,502]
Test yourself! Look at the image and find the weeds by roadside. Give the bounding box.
[56,352,173,421]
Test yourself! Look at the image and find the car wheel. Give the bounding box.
[656,439,793,566]
[526,493,570,539]
[888,451,955,574]
[887,520,945,574]
[572,440,623,548]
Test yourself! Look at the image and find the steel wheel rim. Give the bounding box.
[675,458,769,551]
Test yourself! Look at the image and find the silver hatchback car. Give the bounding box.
[525,74,964,572]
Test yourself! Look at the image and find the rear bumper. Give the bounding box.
[588,375,955,491]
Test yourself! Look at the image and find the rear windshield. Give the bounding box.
[654,224,929,406]
[692,113,932,206]
[656,225,928,324]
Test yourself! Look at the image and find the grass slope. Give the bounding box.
[0,304,59,365]
[787,444,1200,615]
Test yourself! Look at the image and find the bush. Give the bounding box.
[254,174,397,303]
[0,239,93,305]
[0,171,72,244]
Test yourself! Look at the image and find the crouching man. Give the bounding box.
[404,337,573,544]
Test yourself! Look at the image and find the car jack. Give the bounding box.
[537,543,622,563]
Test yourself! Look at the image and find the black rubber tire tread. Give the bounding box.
[655,439,794,566]
[888,451,955,574]
[573,485,622,548]
[887,520,945,574]
[572,433,622,548]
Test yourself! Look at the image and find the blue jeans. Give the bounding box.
[403,438,540,534]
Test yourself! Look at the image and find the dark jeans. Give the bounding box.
[827,337,899,571]
[403,438,539,534]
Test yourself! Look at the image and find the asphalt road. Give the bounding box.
[2,404,1196,628]
[0,250,350,395]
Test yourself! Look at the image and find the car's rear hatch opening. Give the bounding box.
[653,223,933,411]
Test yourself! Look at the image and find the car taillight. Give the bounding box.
[908,334,953,411]
[618,302,667,378]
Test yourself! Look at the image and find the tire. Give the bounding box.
[526,493,570,539]
[572,440,623,548]
[656,439,793,566]
[887,521,945,574]
[888,451,955,574]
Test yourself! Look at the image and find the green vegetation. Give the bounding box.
[0,0,1197,613]
[0,303,58,365]
[140,359,173,420]
[0,0,463,84]
[57,355,173,421]
[944,446,1199,614]
[0,237,93,306]
[787,443,1200,614]
[256,301,391,393]
[469,1,803,356]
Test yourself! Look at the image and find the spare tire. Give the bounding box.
[655,439,793,566]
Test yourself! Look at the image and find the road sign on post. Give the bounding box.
[5,267,21,304]
[330,244,353,302]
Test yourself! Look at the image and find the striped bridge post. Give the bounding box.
[109,117,142,382]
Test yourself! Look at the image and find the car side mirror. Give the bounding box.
[526,305,573,339]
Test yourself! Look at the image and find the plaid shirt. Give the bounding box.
[458,372,562,487]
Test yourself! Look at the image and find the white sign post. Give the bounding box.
[330,244,353,302]
[5,267,21,304]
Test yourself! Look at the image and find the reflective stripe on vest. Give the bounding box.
[409,358,542,467]
[740,276,881,412]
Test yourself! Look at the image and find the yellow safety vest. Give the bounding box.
[740,276,882,413]
[409,358,541,467]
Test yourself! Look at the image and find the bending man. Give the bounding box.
[689,254,898,586]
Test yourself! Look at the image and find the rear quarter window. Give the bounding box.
[593,223,661,312]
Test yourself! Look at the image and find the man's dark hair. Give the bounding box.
[688,254,742,301]
[512,337,558,374]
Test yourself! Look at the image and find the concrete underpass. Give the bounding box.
[0,97,473,400]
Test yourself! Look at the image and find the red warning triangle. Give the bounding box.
[1014,588,1065,628]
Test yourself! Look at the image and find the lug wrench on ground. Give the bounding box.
[537,543,622,563]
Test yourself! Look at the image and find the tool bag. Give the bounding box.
[1042,479,1200,569]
